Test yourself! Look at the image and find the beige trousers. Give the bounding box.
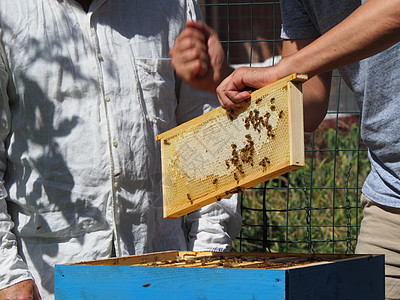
[356,194,400,300]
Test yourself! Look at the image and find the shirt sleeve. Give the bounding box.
[185,194,241,252]
[0,44,34,290]
[280,0,320,40]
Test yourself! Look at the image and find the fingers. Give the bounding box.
[185,20,216,39]
[170,22,211,81]
[216,66,280,110]
[217,72,251,109]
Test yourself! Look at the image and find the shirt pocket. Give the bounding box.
[133,58,177,130]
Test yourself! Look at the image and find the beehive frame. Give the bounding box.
[70,250,368,269]
[156,74,308,218]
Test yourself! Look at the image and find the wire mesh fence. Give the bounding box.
[198,0,369,254]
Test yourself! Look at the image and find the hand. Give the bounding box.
[0,280,41,300]
[216,66,281,109]
[170,21,231,94]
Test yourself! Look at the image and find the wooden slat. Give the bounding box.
[71,251,376,270]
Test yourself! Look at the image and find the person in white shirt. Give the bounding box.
[0,1,241,299]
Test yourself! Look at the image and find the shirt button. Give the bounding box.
[113,181,119,189]
[104,95,110,102]
[112,139,118,148]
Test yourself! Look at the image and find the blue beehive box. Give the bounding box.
[55,251,384,300]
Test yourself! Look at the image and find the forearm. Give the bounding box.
[278,0,400,78]
[280,39,332,132]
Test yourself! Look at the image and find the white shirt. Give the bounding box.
[0,1,241,298]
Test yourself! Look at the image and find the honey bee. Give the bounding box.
[270,97,275,103]
[237,164,245,174]
[278,110,284,118]
[270,105,276,111]
[225,159,230,169]
[163,139,170,145]
[235,187,244,193]
[231,157,239,166]
[259,157,271,167]
[212,178,218,184]
[231,143,237,149]
[233,172,239,182]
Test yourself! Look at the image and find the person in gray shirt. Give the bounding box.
[171,0,400,298]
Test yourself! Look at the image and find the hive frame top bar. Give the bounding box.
[71,250,379,270]
[156,73,307,142]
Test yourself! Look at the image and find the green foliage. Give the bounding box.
[233,120,370,254]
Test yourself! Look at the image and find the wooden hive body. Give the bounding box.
[156,74,307,218]
[55,251,385,300]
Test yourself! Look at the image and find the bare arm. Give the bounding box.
[282,39,332,132]
[0,280,41,300]
[216,0,400,120]
[277,0,400,78]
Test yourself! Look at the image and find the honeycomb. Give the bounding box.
[157,74,307,218]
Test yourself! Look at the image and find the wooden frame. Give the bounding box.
[156,74,308,218]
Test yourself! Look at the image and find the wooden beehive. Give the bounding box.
[55,251,384,299]
[156,73,308,218]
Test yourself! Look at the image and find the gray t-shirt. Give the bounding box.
[281,0,400,208]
